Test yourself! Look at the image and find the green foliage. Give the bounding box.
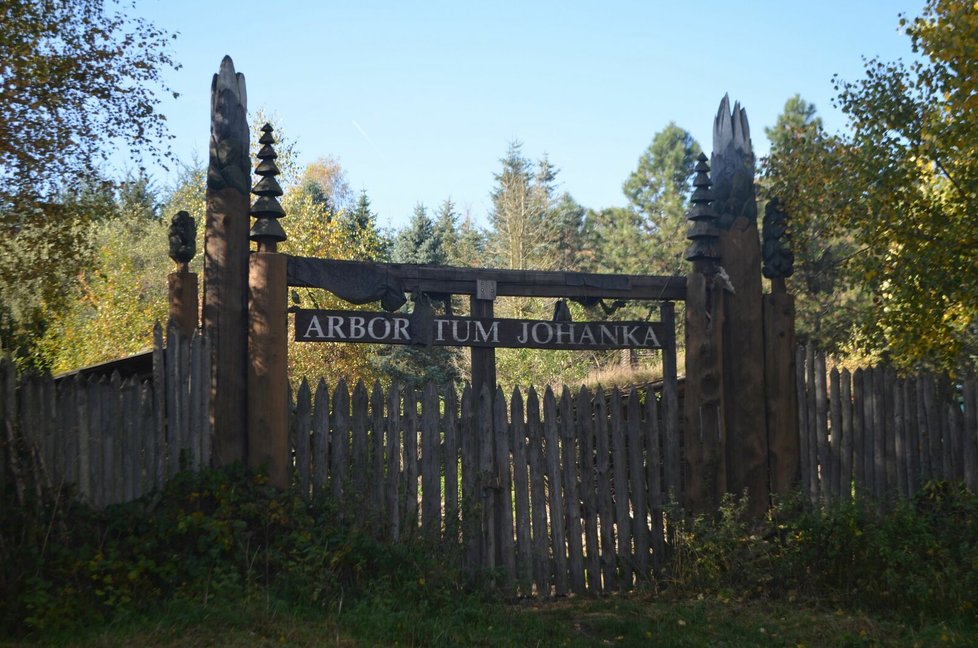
[666,486,978,625]
[0,465,475,638]
[767,1,978,372]
[781,483,978,620]
[3,463,976,645]
[0,0,178,366]
[341,189,388,261]
[38,210,171,372]
[761,96,876,356]
[284,184,384,385]
[0,0,178,202]
[377,203,462,391]
[621,122,701,276]
[488,142,576,272]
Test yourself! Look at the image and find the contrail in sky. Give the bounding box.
[352,120,387,164]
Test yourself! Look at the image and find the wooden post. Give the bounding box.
[247,123,290,488]
[712,96,769,517]
[683,275,726,513]
[682,153,726,514]
[204,56,250,466]
[167,210,199,337]
[168,273,198,337]
[247,252,288,486]
[763,281,798,496]
[470,289,496,399]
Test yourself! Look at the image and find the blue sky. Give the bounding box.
[136,0,922,231]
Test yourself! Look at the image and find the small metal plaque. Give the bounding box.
[476,279,497,301]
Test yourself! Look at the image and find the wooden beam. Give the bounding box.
[204,56,250,466]
[287,256,686,302]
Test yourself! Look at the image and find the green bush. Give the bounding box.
[0,465,470,637]
[663,484,978,624]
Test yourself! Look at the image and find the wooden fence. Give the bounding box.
[0,324,211,507]
[796,345,978,501]
[289,378,682,596]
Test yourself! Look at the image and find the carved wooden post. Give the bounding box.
[711,96,769,517]
[683,153,726,513]
[248,124,290,488]
[204,56,249,466]
[167,210,198,336]
[762,199,799,495]
[470,279,497,400]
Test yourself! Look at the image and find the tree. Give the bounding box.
[375,203,460,391]
[767,1,978,371]
[297,156,354,218]
[488,142,562,272]
[452,212,487,268]
[584,206,654,275]
[761,96,875,355]
[622,123,701,275]
[1,0,178,365]
[0,0,178,202]
[391,204,446,266]
[340,190,387,261]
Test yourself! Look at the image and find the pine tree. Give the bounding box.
[622,123,701,275]
[375,203,460,391]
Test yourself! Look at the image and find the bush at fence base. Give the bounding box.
[0,465,472,636]
[664,484,978,624]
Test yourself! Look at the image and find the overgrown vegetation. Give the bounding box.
[2,465,977,646]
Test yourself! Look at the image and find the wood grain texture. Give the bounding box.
[205,57,249,466]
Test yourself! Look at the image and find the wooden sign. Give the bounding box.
[294,309,667,350]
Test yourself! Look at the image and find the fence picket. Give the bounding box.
[403,386,419,534]
[511,388,532,591]
[840,369,853,499]
[814,352,828,500]
[828,367,841,498]
[594,390,616,591]
[370,381,385,518]
[796,347,811,499]
[610,388,631,588]
[544,387,568,595]
[312,380,329,495]
[561,387,585,594]
[331,379,350,500]
[579,386,601,592]
[295,379,312,495]
[387,383,401,542]
[626,387,648,581]
[421,382,440,540]
[352,381,369,500]
[905,377,920,494]
[494,386,516,591]
[894,377,907,498]
[645,386,665,576]
[443,386,459,542]
[922,374,940,481]
[526,387,550,595]
[964,379,977,492]
[477,385,495,570]
[460,384,477,568]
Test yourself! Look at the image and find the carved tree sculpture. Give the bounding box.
[684,153,720,274]
[761,198,794,281]
[250,123,287,252]
[168,210,196,271]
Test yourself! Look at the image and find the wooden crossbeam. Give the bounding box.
[286,256,687,302]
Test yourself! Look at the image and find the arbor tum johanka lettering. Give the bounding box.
[294,309,666,350]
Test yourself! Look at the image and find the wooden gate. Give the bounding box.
[289,378,680,595]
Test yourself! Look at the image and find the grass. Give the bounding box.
[3,468,977,647]
[4,590,976,647]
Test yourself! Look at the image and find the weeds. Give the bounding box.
[2,466,977,645]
